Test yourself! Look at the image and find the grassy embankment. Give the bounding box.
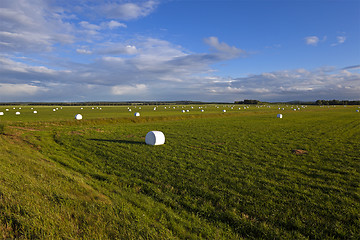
[0,105,359,239]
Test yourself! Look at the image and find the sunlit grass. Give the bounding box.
[0,104,359,239]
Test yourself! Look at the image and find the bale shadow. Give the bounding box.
[89,138,144,145]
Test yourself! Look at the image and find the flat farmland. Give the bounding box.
[0,105,359,239]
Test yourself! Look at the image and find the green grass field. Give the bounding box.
[0,104,359,239]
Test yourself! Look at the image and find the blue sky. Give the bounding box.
[0,0,359,102]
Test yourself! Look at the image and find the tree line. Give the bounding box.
[315,100,360,105]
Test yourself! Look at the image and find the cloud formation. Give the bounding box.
[304,36,319,46]
[331,35,346,46]
[207,68,360,101]
[102,1,159,20]
[0,0,358,102]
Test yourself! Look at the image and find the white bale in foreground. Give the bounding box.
[223,110,226,112]
[277,114,283,118]
[134,112,140,117]
[356,110,359,112]
[75,114,83,120]
[15,112,20,115]
[145,131,165,145]
[33,111,37,114]
[0,112,4,116]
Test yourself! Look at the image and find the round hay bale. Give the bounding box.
[223,110,226,112]
[145,131,165,145]
[356,110,359,112]
[277,114,283,118]
[0,112,4,116]
[15,112,20,115]
[33,110,38,114]
[182,110,185,113]
[134,112,140,117]
[75,114,83,120]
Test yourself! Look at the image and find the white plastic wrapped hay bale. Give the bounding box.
[134,112,140,117]
[75,114,83,120]
[0,112,4,116]
[33,110,37,114]
[223,110,226,113]
[15,112,20,115]
[277,114,283,118]
[145,131,165,145]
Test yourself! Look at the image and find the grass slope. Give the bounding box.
[0,105,359,239]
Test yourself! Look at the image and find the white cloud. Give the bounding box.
[107,20,127,29]
[76,49,92,54]
[102,1,159,20]
[305,36,319,46]
[97,44,138,55]
[0,0,74,53]
[0,83,48,96]
[111,84,147,95]
[331,35,346,46]
[204,36,244,58]
[79,21,101,31]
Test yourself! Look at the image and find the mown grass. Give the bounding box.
[0,105,359,239]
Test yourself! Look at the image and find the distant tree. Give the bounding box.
[244,99,260,104]
[315,100,323,105]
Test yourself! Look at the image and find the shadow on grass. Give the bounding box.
[89,138,144,145]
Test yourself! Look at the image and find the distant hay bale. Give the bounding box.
[134,112,140,117]
[356,110,359,112]
[182,110,185,113]
[129,109,132,112]
[33,111,37,114]
[0,112,4,116]
[223,110,226,112]
[75,114,83,120]
[145,131,165,145]
[6,109,9,111]
[277,114,283,118]
[15,112,20,115]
